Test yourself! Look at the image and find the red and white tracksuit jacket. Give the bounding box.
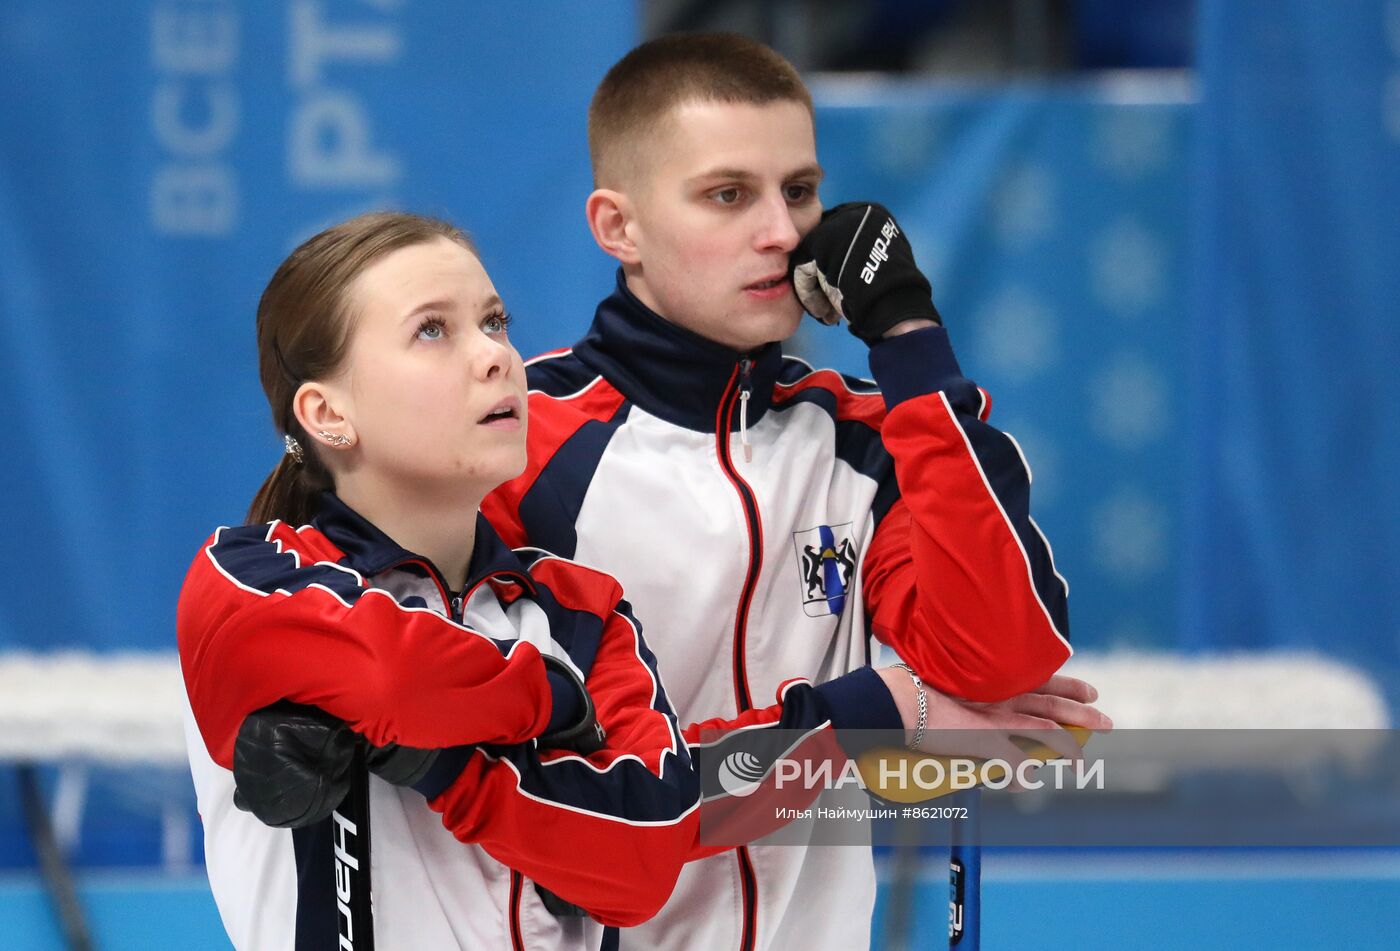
[481,272,1073,951]
[178,493,703,950]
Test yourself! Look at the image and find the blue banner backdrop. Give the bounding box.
[800,82,1193,654]
[1,1,637,651]
[1184,1,1400,694]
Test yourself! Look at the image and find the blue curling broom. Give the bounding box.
[949,787,980,948]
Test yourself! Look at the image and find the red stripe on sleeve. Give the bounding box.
[482,380,626,548]
[863,395,1071,701]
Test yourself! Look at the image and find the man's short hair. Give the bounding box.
[588,32,814,188]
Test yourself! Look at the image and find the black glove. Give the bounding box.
[232,701,358,829]
[790,201,941,344]
[232,701,440,829]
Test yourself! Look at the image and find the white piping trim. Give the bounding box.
[1027,516,1070,599]
[527,374,607,402]
[483,749,702,827]
[1003,431,1033,485]
[524,348,574,367]
[776,356,882,396]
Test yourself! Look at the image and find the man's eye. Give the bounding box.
[416,317,446,341]
[712,187,742,205]
[482,312,513,335]
[784,183,814,202]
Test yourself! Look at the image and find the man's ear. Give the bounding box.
[586,188,642,265]
[292,380,357,452]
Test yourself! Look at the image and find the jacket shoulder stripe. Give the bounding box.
[484,379,629,554]
[773,364,886,431]
[524,348,601,399]
[203,523,366,603]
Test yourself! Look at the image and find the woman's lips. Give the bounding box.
[478,396,523,429]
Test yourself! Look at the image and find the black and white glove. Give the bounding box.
[232,701,439,829]
[790,201,941,344]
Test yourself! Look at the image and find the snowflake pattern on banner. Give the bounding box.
[801,90,1189,650]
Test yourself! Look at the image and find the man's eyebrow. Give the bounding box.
[686,167,760,186]
[685,164,826,186]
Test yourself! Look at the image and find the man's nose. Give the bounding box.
[755,194,801,253]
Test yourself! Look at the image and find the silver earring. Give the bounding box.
[318,431,353,447]
[282,434,304,464]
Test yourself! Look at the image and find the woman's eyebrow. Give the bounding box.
[397,298,457,324]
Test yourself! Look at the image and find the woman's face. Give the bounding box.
[325,237,528,498]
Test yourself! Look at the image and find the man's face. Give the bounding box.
[621,100,823,352]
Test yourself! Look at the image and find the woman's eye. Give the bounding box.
[416,317,446,341]
[482,312,513,335]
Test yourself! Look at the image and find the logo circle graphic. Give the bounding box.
[717,750,768,798]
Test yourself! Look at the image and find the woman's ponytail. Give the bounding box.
[246,439,329,526]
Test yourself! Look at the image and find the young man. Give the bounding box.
[478,32,1086,951]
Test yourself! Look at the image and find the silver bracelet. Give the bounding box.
[893,663,926,751]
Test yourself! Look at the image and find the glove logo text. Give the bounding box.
[860,217,900,284]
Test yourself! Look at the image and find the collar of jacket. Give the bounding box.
[571,269,786,433]
[312,491,523,591]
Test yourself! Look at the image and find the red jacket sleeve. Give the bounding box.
[863,326,1072,700]
[177,522,553,769]
[416,556,699,927]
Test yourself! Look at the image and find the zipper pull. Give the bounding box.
[450,594,463,620]
[738,358,753,463]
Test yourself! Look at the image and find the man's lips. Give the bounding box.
[744,273,792,300]
[478,395,523,427]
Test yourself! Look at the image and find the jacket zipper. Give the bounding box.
[398,557,533,623]
[509,870,526,951]
[715,359,762,951]
[408,557,532,947]
[737,357,754,463]
[715,359,762,712]
[382,554,534,944]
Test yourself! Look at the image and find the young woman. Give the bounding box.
[177,212,699,950]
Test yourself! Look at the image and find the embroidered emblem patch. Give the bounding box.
[793,523,858,617]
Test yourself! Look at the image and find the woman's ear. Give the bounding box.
[585,189,641,265]
[292,380,357,451]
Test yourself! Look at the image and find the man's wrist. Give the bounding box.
[882,317,940,338]
[868,324,963,408]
